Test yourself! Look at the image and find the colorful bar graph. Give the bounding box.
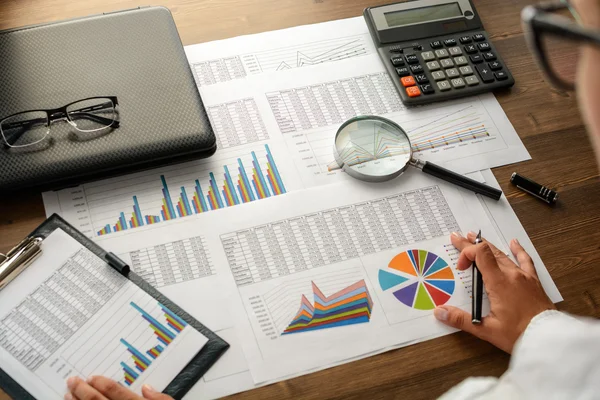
[131,302,176,344]
[97,224,111,236]
[160,176,176,221]
[222,166,240,206]
[266,144,286,195]
[97,145,287,236]
[146,344,164,360]
[251,151,270,199]
[237,158,255,203]
[177,187,193,217]
[120,302,186,387]
[192,180,209,213]
[161,303,188,333]
[121,362,139,386]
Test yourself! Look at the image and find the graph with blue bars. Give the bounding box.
[120,302,187,387]
[97,144,286,236]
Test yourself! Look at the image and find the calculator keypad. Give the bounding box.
[465,75,480,86]
[448,47,463,56]
[445,68,459,78]
[431,71,446,81]
[440,58,454,68]
[410,64,424,73]
[435,49,449,58]
[421,51,435,61]
[405,54,419,64]
[384,31,513,103]
[454,56,468,66]
[391,56,404,66]
[426,61,440,71]
[464,44,478,54]
[443,38,457,46]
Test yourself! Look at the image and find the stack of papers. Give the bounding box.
[40,17,561,399]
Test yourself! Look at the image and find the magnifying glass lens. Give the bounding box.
[333,115,503,200]
[334,116,411,181]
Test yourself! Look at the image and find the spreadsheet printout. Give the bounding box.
[43,18,528,244]
[204,173,560,382]
[0,230,207,399]
[39,16,542,399]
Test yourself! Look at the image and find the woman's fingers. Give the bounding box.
[450,232,472,251]
[453,241,505,289]
[87,376,141,400]
[66,377,108,400]
[141,384,174,400]
[434,305,492,340]
[509,238,538,278]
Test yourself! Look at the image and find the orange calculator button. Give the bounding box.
[401,76,416,87]
[406,86,421,97]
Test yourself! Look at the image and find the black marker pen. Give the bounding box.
[510,173,558,205]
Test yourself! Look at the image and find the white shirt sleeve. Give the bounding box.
[438,310,600,400]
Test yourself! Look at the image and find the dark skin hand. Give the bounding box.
[433,231,556,353]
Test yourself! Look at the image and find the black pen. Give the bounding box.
[472,230,483,325]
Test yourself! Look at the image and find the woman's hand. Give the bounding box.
[65,376,173,400]
[433,232,556,353]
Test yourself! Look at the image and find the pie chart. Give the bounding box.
[378,250,455,310]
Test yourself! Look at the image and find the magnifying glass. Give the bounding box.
[333,115,502,200]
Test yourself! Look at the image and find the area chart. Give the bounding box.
[378,250,455,310]
[283,280,373,335]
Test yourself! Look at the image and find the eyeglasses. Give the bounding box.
[522,0,600,91]
[0,96,120,148]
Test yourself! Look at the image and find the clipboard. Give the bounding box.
[0,214,229,400]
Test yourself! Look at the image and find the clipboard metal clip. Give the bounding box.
[0,236,43,291]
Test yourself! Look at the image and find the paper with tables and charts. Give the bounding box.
[40,16,549,400]
[0,229,208,400]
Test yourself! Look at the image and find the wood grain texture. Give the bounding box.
[1,0,599,399]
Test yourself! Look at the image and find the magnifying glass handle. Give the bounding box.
[415,160,502,200]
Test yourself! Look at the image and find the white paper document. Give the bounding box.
[0,229,207,399]
[43,17,529,241]
[184,17,376,87]
[38,15,548,399]
[204,172,561,382]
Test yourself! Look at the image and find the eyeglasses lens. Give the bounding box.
[0,111,49,147]
[66,98,117,133]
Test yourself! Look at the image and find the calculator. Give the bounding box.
[364,0,514,106]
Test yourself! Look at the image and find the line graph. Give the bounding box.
[282,98,507,184]
[191,35,373,86]
[243,34,371,74]
[407,105,491,152]
[329,105,489,171]
[268,36,370,71]
[334,119,411,170]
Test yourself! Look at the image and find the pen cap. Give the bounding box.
[510,172,558,204]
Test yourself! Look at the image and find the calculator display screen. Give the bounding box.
[384,2,462,27]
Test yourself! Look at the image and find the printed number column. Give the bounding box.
[221,234,254,286]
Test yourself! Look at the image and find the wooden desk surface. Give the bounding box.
[1,0,599,399]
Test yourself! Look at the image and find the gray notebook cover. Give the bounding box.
[0,7,216,192]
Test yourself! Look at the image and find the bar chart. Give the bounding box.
[95,144,286,236]
[119,302,187,386]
